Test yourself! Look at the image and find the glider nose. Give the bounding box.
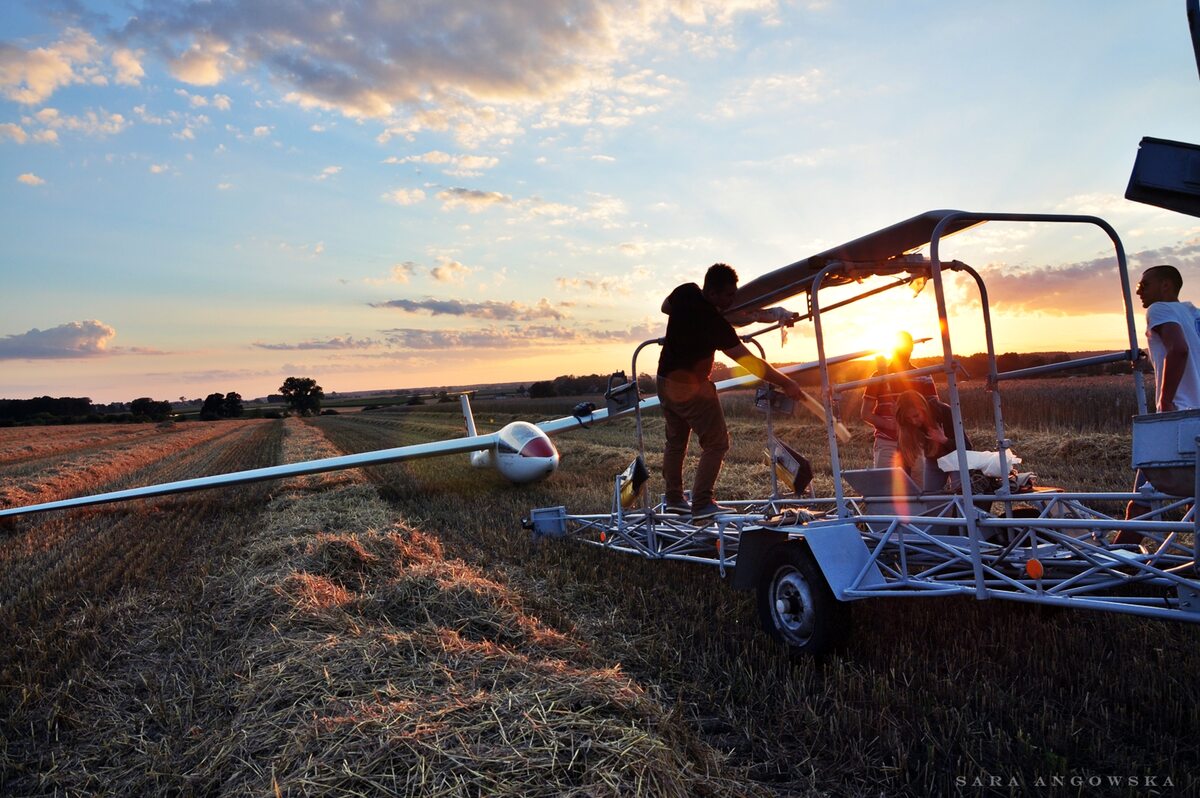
[520,436,557,458]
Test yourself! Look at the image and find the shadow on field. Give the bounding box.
[312,406,1200,796]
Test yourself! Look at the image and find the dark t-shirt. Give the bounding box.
[657,283,740,378]
[928,397,965,458]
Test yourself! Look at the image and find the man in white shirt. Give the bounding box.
[1138,264,1200,412]
[1119,264,1200,541]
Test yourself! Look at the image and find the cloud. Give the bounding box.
[1055,192,1132,216]
[960,260,1120,316]
[381,187,426,205]
[0,320,117,359]
[115,1,771,143]
[133,101,217,141]
[132,104,171,125]
[0,122,28,143]
[556,275,632,295]
[371,297,569,321]
[960,239,1200,315]
[430,258,472,283]
[709,69,826,119]
[111,47,145,85]
[381,321,658,349]
[390,262,416,283]
[365,262,418,285]
[167,35,234,86]
[252,125,271,137]
[175,87,209,107]
[0,28,100,104]
[384,150,500,176]
[433,185,595,222]
[24,107,128,138]
[316,165,341,180]
[17,173,44,186]
[253,335,376,351]
[436,187,512,212]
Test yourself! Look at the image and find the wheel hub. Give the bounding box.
[772,567,815,641]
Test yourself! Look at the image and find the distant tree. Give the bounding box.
[200,392,226,421]
[280,377,324,416]
[405,395,425,406]
[223,391,244,418]
[130,397,172,421]
[529,380,555,398]
[996,352,1024,375]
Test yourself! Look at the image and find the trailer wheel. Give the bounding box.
[756,544,846,657]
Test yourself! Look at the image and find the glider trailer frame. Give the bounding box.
[526,210,1200,657]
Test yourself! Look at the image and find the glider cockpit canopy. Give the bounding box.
[726,209,983,318]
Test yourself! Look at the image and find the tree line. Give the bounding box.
[0,396,174,426]
[1,377,328,426]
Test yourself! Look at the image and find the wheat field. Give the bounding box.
[1,380,1197,796]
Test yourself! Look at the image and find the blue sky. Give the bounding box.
[3,1,1200,403]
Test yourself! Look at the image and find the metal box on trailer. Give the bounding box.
[1132,408,1200,468]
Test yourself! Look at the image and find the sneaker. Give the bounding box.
[661,499,692,515]
[691,502,734,520]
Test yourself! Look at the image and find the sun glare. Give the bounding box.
[873,330,911,361]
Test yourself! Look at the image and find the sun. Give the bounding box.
[873,330,912,362]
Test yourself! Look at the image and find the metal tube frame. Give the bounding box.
[534,211,1199,626]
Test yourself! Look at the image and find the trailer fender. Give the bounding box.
[732,524,884,599]
[802,523,887,600]
[730,528,794,591]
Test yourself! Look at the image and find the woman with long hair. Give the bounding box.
[894,389,962,492]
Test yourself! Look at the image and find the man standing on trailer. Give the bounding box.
[1137,265,1200,413]
[1118,264,1200,540]
[657,263,804,520]
[860,331,938,469]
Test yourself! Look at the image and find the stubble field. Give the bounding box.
[1,378,1197,796]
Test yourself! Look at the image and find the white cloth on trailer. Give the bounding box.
[936,450,1021,477]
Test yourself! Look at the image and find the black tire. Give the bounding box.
[756,543,848,657]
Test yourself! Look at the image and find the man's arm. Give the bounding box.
[725,306,794,327]
[722,342,803,399]
[860,386,894,435]
[1155,321,1190,411]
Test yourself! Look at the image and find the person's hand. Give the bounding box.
[1159,398,1177,413]
[756,306,794,324]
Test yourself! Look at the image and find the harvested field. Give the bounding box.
[0,423,165,463]
[0,419,267,510]
[2,389,1198,796]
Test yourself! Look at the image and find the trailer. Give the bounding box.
[525,210,1200,657]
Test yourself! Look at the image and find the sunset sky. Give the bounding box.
[3,1,1200,404]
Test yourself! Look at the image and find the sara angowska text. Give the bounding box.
[956,774,1175,789]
